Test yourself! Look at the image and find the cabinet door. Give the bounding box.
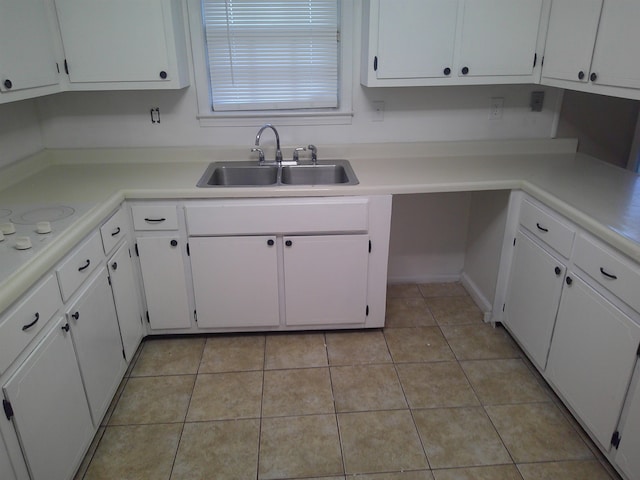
[0,434,18,480]
[616,371,640,480]
[3,317,94,480]
[137,236,191,330]
[504,231,565,370]
[375,0,458,79]
[589,1,640,90]
[0,0,59,93]
[284,235,369,326]
[55,0,178,85]
[541,0,602,83]
[108,242,144,363]
[546,275,640,450]
[67,268,126,426]
[458,0,543,77]
[189,236,279,328]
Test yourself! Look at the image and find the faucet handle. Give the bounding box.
[251,147,265,165]
[307,145,317,164]
[293,147,306,163]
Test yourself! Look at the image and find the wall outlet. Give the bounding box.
[372,101,385,122]
[489,97,504,120]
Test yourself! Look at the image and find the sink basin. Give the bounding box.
[197,160,358,187]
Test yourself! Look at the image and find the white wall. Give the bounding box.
[0,100,44,168]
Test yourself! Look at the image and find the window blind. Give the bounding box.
[202,0,339,111]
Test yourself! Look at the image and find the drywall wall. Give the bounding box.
[0,100,43,168]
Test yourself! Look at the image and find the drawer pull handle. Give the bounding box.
[61,323,70,332]
[144,217,166,223]
[111,227,121,236]
[536,223,549,233]
[78,259,91,272]
[599,267,617,280]
[71,312,79,320]
[22,312,40,331]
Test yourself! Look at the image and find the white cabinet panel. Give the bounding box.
[375,0,458,79]
[284,235,369,326]
[546,275,640,450]
[3,317,94,480]
[190,236,280,328]
[137,236,191,330]
[616,370,640,480]
[108,242,144,362]
[66,268,126,426]
[0,434,18,480]
[504,231,565,369]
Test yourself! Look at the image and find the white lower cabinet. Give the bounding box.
[2,317,94,480]
[546,274,640,450]
[66,268,126,426]
[504,230,565,369]
[107,242,144,362]
[0,433,18,480]
[283,234,369,326]
[190,236,279,328]
[137,236,191,330]
[616,370,640,480]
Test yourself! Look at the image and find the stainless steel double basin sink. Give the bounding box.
[197,160,359,187]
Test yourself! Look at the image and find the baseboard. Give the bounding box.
[460,272,493,322]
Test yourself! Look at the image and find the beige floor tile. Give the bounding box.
[186,371,262,421]
[355,472,434,480]
[433,465,524,480]
[386,297,438,327]
[262,368,334,417]
[331,364,407,412]
[259,414,343,479]
[387,284,423,298]
[485,403,594,463]
[440,324,520,360]
[338,410,428,474]
[418,282,468,298]
[426,297,483,326]
[384,327,455,363]
[109,375,195,425]
[397,362,479,409]
[131,338,205,376]
[199,334,265,373]
[84,424,181,480]
[265,332,328,369]
[517,460,614,480]
[413,407,511,469]
[460,359,550,405]
[326,330,392,365]
[171,419,259,480]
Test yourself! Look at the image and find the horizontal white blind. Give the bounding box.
[202,0,339,111]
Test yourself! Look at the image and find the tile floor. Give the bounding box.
[75,283,622,480]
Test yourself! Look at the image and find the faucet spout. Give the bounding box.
[255,124,283,163]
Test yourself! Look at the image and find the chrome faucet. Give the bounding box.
[255,124,283,164]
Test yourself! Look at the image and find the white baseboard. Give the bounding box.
[460,272,493,322]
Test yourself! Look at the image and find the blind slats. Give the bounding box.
[202,0,339,111]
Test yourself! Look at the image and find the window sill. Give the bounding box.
[197,110,354,127]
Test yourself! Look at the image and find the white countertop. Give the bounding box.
[1,139,639,312]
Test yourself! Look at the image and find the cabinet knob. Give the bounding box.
[111,261,118,270]
[159,70,168,79]
[285,240,293,247]
[267,239,274,246]
[565,276,573,285]
[3,79,12,89]
[590,72,598,82]
[71,312,79,320]
[61,323,70,332]
[170,239,178,247]
[578,71,585,80]
[461,66,469,75]
[443,67,451,76]
[554,266,561,276]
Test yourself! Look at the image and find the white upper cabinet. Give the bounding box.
[0,0,61,102]
[54,0,189,90]
[361,0,546,86]
[541,0,640,99]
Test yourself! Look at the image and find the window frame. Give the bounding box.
[186,0,354,126]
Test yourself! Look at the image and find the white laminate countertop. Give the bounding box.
[0,139,639,312]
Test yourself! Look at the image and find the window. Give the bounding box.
[188,0,353,125]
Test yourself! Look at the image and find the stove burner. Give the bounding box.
[11,206,76,225]
[0,208,11,219]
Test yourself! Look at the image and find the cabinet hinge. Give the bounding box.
[56,62,60,74]
[140,315,144,325]
[368,240,372,253]
[122,347,126,360]
[3,399,14,421]
[533,53,537,68]
[186,243,190,256]
[366,305,369,316]
[636,342,640,357]
[502,303,506,312]
[135,243,139,256]
[336,29,340,43]
[541,55,544,67]
[373,56,378,71]
[194,310,198,322]
[128,248,132,258]
[107,275,112,286]
[611,430,621,449]
[64,59,69,75]
[146,311,150,323]
[513,237,516,246]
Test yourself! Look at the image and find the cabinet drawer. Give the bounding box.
[185,197,369,235]
[56,232,103,301]
[131,205,178,231]
[519,199,575,257]
[0,275,62,375]
[574,235,640,313]
[100,207,129,254]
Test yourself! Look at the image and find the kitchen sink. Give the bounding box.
[197,160,358,187]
